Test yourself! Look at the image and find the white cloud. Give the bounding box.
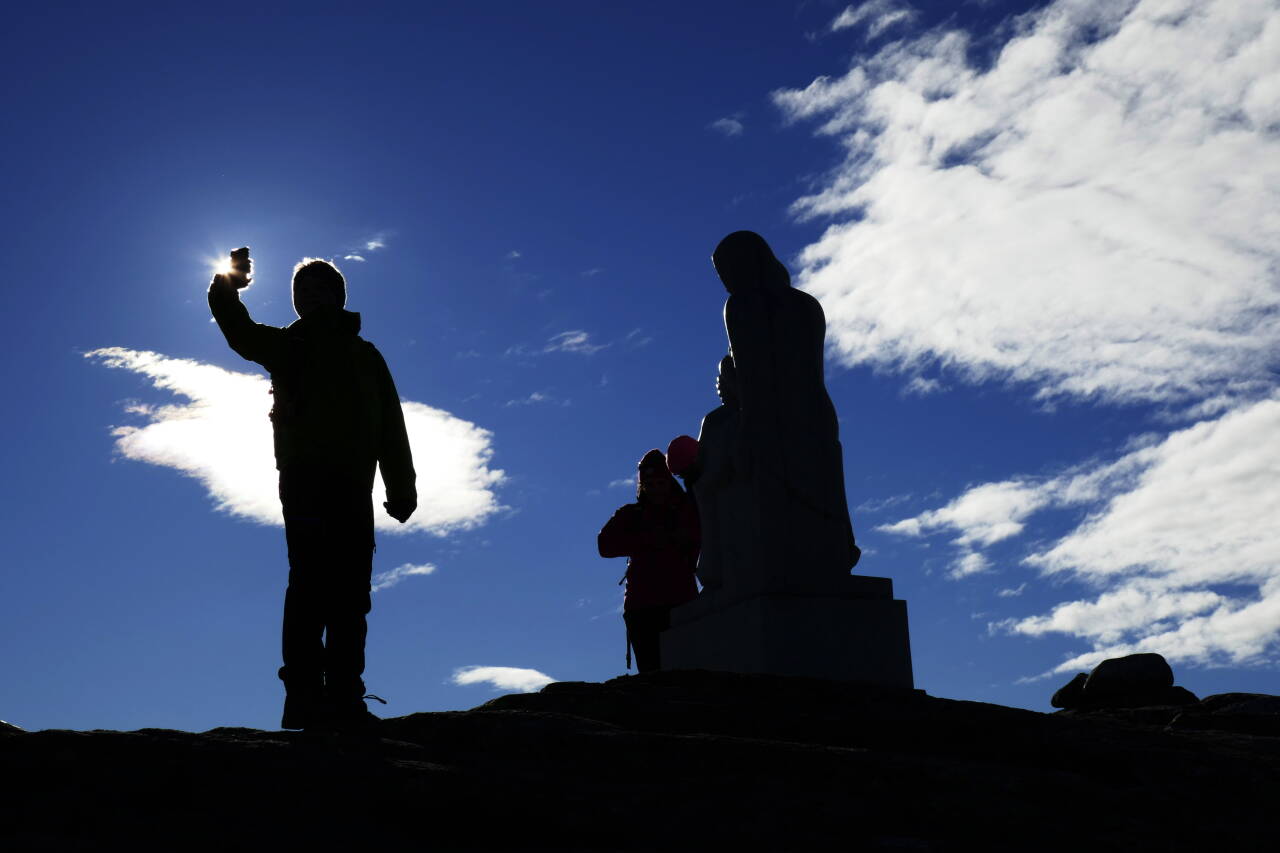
[544,330,608,355]
[886,397,1280,672]
[365,237,386,251]
[709,116,744,137]
[952,552,991,578]
[776,0,1280,406]
[87,347,505,535]
[507,249,522,259]
[880,473,1049,548]
[609,477,636,489]
[451,665,556,693]
[343,254,366,262]
[831,1,917,39]
[372,562,437,592]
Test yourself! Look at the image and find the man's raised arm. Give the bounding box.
[208,274,285,372]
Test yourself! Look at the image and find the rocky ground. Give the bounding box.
[3,670,1278,851]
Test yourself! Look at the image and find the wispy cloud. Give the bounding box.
[342,232,387,261]
[87,347,505,535]
[608,477,636,489]
[451,665,556,693]
[544,330,608,355]
[854,492,913,514]
[372,562,437,592]
[581,267,603,277]
[775,0,1280,407]
[507,329,621,359]
[830,1,917,39]
[879,478,1049,577]
[507,249,522,260]
[504,390,564,407]
[623,328,652,348]
[709,115,745,137]
[902,376,943,396]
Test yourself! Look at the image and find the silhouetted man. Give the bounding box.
[209,251,416,731]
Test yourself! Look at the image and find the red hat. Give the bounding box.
[665,435,699,476]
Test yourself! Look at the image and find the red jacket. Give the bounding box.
[598,495,700,610]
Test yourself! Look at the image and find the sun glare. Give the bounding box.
[211,256,232,275]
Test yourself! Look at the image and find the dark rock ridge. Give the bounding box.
[2,670,1278,851]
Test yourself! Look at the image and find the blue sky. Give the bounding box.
[3,0,1278,731]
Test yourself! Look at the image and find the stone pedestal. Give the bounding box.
[660,575,914,688]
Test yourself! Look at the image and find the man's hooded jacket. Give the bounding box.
[208,282,416,505]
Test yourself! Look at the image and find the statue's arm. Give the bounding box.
[695,410,733,489]
[207,275,284,372]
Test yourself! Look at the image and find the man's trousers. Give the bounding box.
[278,465,375,709]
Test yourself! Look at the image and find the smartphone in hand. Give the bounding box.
[228,247,252,289]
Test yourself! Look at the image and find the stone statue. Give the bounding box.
[712,231,859,596]
[657,234,910,688]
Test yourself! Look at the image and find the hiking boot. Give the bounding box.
[328,694,386,736]
[281,691,324,730]
[279,666,325,730]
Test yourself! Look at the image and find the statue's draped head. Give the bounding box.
[713,231,790,294]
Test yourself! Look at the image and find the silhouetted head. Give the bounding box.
[637,448,680,504]
[292,259,347,317]
[712,231,790,294]
[716,354,739,407]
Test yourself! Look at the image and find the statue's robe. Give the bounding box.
[724,284,858,596]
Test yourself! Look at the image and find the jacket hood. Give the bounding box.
[636,448,683,503]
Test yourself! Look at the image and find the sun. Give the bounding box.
[211,256,233,275]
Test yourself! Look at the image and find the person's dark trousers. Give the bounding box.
[278,464,375,729]
[623,606,672,673]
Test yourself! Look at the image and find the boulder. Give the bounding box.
[1197,692,1280,715]
[1051,653,1197,710]
[1085,653,1173,695]
[1169,693,1280,737]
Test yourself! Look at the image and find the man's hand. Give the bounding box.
[209,273,236,293]
[384,499,417,524]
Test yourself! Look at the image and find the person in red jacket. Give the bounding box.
[598,449,700,672]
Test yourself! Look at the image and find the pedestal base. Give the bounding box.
[660,575,914,688]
